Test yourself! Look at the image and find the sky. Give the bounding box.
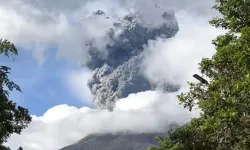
[0,0,225,149]
[0,46,92,115]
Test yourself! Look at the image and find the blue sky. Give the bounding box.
[0,0,109,117]
[1,46,88,116]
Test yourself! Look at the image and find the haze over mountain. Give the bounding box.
[60,133,167,150]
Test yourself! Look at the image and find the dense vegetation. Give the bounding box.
[149,0,250,149]
[0,39,31,150]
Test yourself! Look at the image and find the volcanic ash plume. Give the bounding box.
[80,9,180,109]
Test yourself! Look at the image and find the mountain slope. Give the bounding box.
[60,133,167,150]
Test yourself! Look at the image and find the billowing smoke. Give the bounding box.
[80,8,180,109]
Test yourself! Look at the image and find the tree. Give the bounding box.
[17,147,23,150]
[149,0,250,149]
[0,39,32,149]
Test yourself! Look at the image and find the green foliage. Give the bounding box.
[0,145,11,150]
[0,39,31,149]
[17,147,23,150]
[210,0,250,33]
[0,39,18,59]
[150,0,250,150]
[0,146,23,150]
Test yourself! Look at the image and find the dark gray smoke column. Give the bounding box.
[81,9,180,109]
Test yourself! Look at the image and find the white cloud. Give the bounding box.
[0,0,218,65]
[2,0,226,150]
[113,0,217,18]
[5,89,198,150]
[67,69,93,105]
[0,6,70,64]
[0,0,117,64]
[142,11,225,86]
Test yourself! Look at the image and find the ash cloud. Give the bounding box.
[81,8,180,109]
